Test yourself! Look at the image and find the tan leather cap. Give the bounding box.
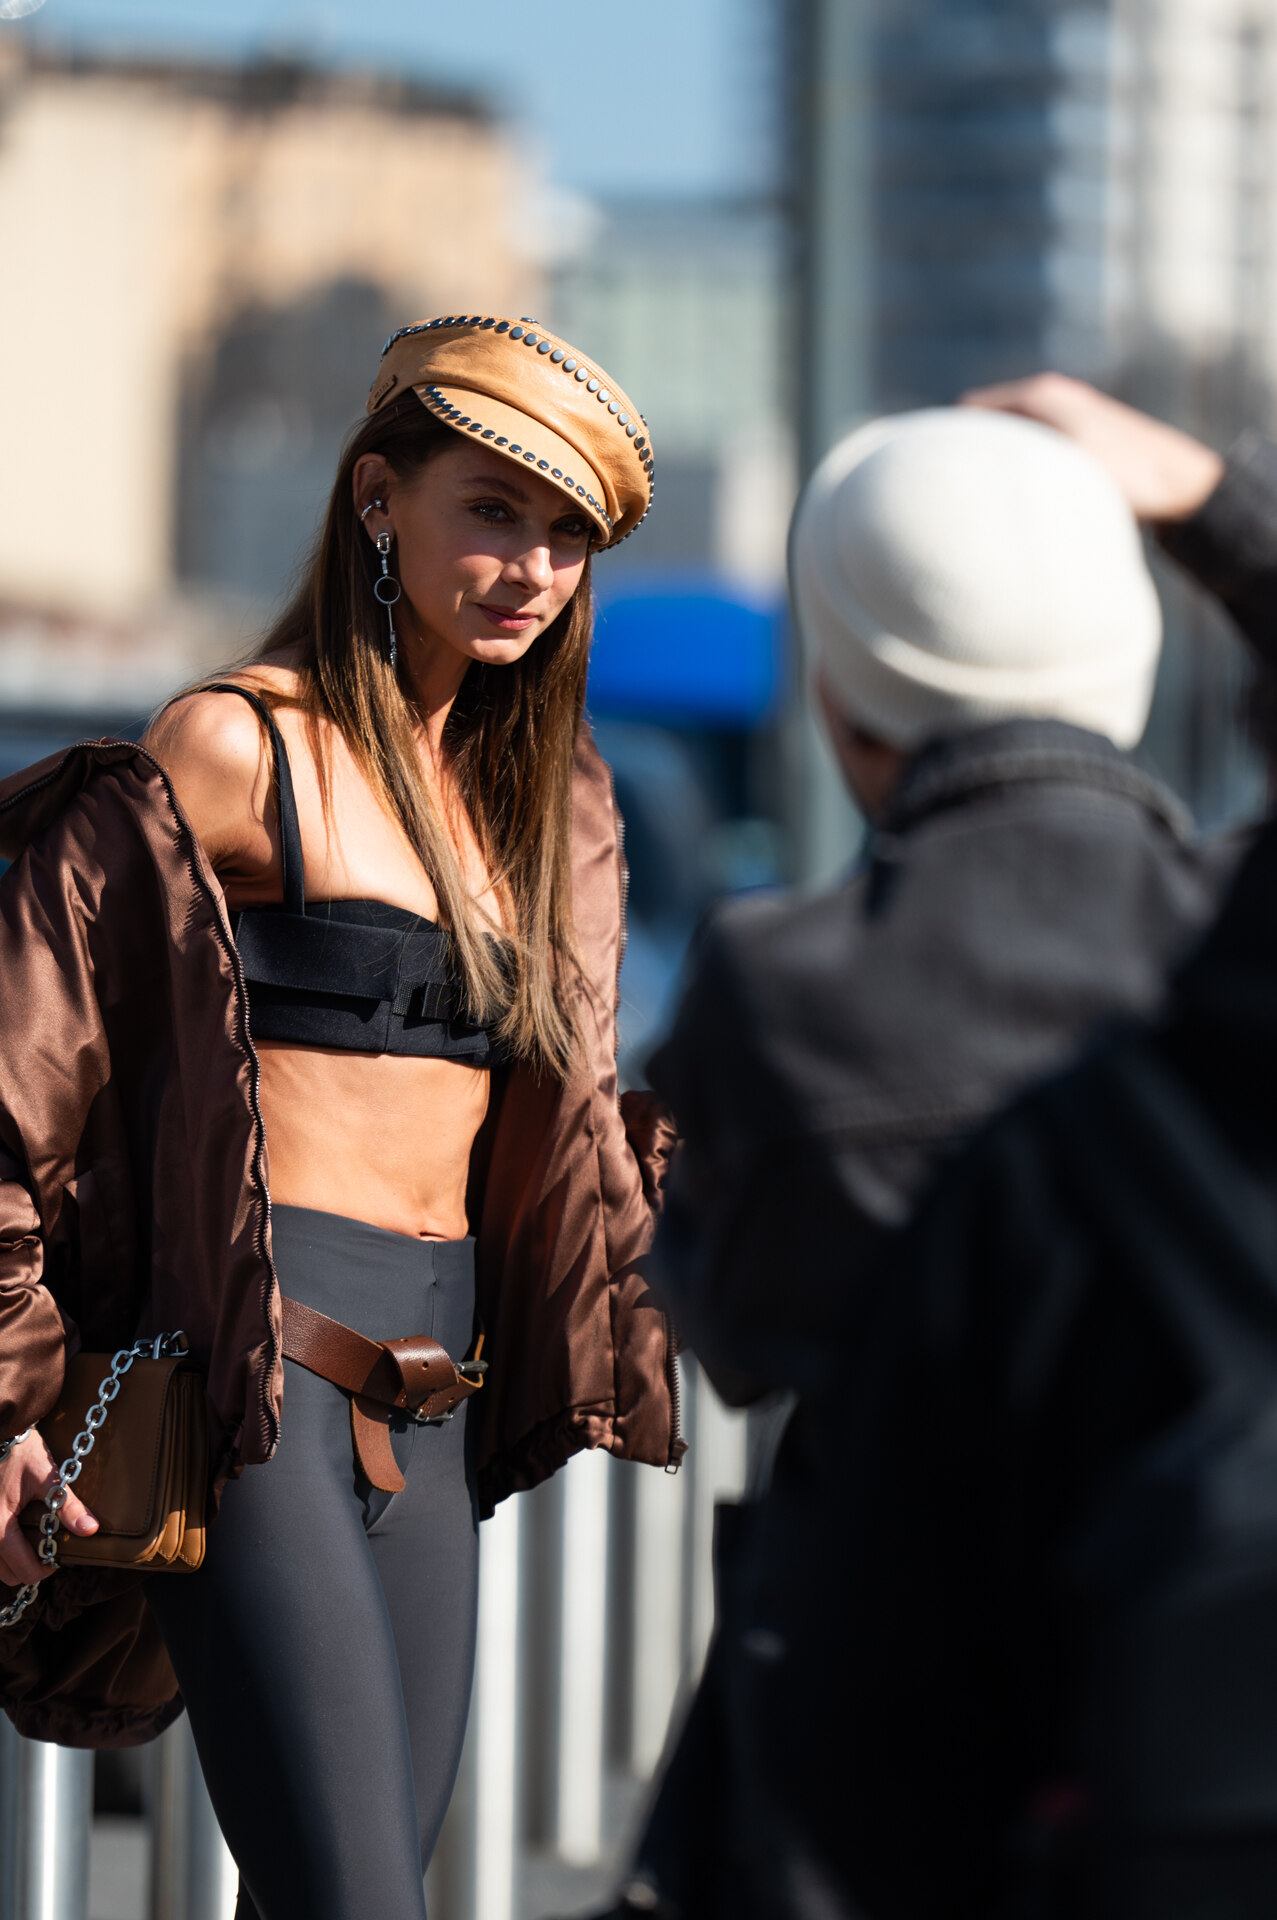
[367,315,654,547]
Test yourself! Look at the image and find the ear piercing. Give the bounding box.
[374,531,401,671]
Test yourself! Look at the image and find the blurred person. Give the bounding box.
[599,385,1277,1919]
[729,818,1277,1919]
[0,317,681,1920]
[585,400,1273,1920]
[648,403,1227,1411]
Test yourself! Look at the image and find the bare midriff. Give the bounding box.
[147,671,509,1243]
[254,1044,490,1243]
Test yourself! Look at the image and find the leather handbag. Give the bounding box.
[1,1333,207,1629]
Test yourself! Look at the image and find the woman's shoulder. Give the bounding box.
[145,660,302,777]
[142,661,310,870]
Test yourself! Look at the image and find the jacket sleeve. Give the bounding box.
[647,910,883,1405]
[0,1144,66,1438]
[1157,430,1277,666]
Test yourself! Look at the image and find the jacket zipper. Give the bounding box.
[1,742,281,1462]
[607,763,683,1472]
[613,795,630,1053]
[663,1320,684,1472]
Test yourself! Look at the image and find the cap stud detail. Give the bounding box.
[379,320,435,355]
[382,316,652,543]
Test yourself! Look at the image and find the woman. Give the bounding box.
[0,317,678,1919]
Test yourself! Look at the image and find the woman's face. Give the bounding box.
[356,439,595,671]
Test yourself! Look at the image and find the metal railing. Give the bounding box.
[0,1722,92,1920]
[0,1360,746,1920]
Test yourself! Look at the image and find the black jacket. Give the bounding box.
[728,815,1277,1920]
[650,725,1229,1404]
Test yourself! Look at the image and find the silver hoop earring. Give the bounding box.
[374,530,401,671]
[359,497,384,524]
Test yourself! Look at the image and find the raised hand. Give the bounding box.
[960,372,1225,524]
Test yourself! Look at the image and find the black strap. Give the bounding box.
[205,683,306,917]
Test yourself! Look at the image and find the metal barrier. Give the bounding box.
[0,1359,746,1920]
[0,1718,92,1920]
[148,1718,236,1920]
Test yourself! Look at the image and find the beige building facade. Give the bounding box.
[0,45,537,648]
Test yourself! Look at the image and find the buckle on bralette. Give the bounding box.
[394,979,462,1023]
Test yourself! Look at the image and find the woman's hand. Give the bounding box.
[960,372,1225,523]
[0,1430,97,1589]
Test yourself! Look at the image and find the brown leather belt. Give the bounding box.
[280,1295,486,1493]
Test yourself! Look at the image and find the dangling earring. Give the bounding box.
[373,530,401,671]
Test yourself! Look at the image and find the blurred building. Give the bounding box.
[796,0,1277,422]
[552,198,793,592]
[0,41,537,718]
[792,0,1277,834]
[549,199,796,1065]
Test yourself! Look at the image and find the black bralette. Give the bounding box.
[208,685,507,1065]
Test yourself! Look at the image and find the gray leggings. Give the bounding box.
[147,1206,480,1920]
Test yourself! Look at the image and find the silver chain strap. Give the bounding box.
[0,1333,188,1630]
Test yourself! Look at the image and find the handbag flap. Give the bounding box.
[25,1353,185,1538]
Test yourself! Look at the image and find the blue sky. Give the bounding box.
[18,0,777,199]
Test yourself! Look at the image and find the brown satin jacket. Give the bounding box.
[0,724,679,1747]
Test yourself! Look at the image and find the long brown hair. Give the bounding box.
[225,390,593,1076]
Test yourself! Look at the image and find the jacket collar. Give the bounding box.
[881,717,1195,845]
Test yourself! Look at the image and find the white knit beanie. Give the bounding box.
[790,407,1163,751]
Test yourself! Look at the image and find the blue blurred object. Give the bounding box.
[589,581,784,725]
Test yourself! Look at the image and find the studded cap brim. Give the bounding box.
[369,315,654,547]
[414,384,611,542]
